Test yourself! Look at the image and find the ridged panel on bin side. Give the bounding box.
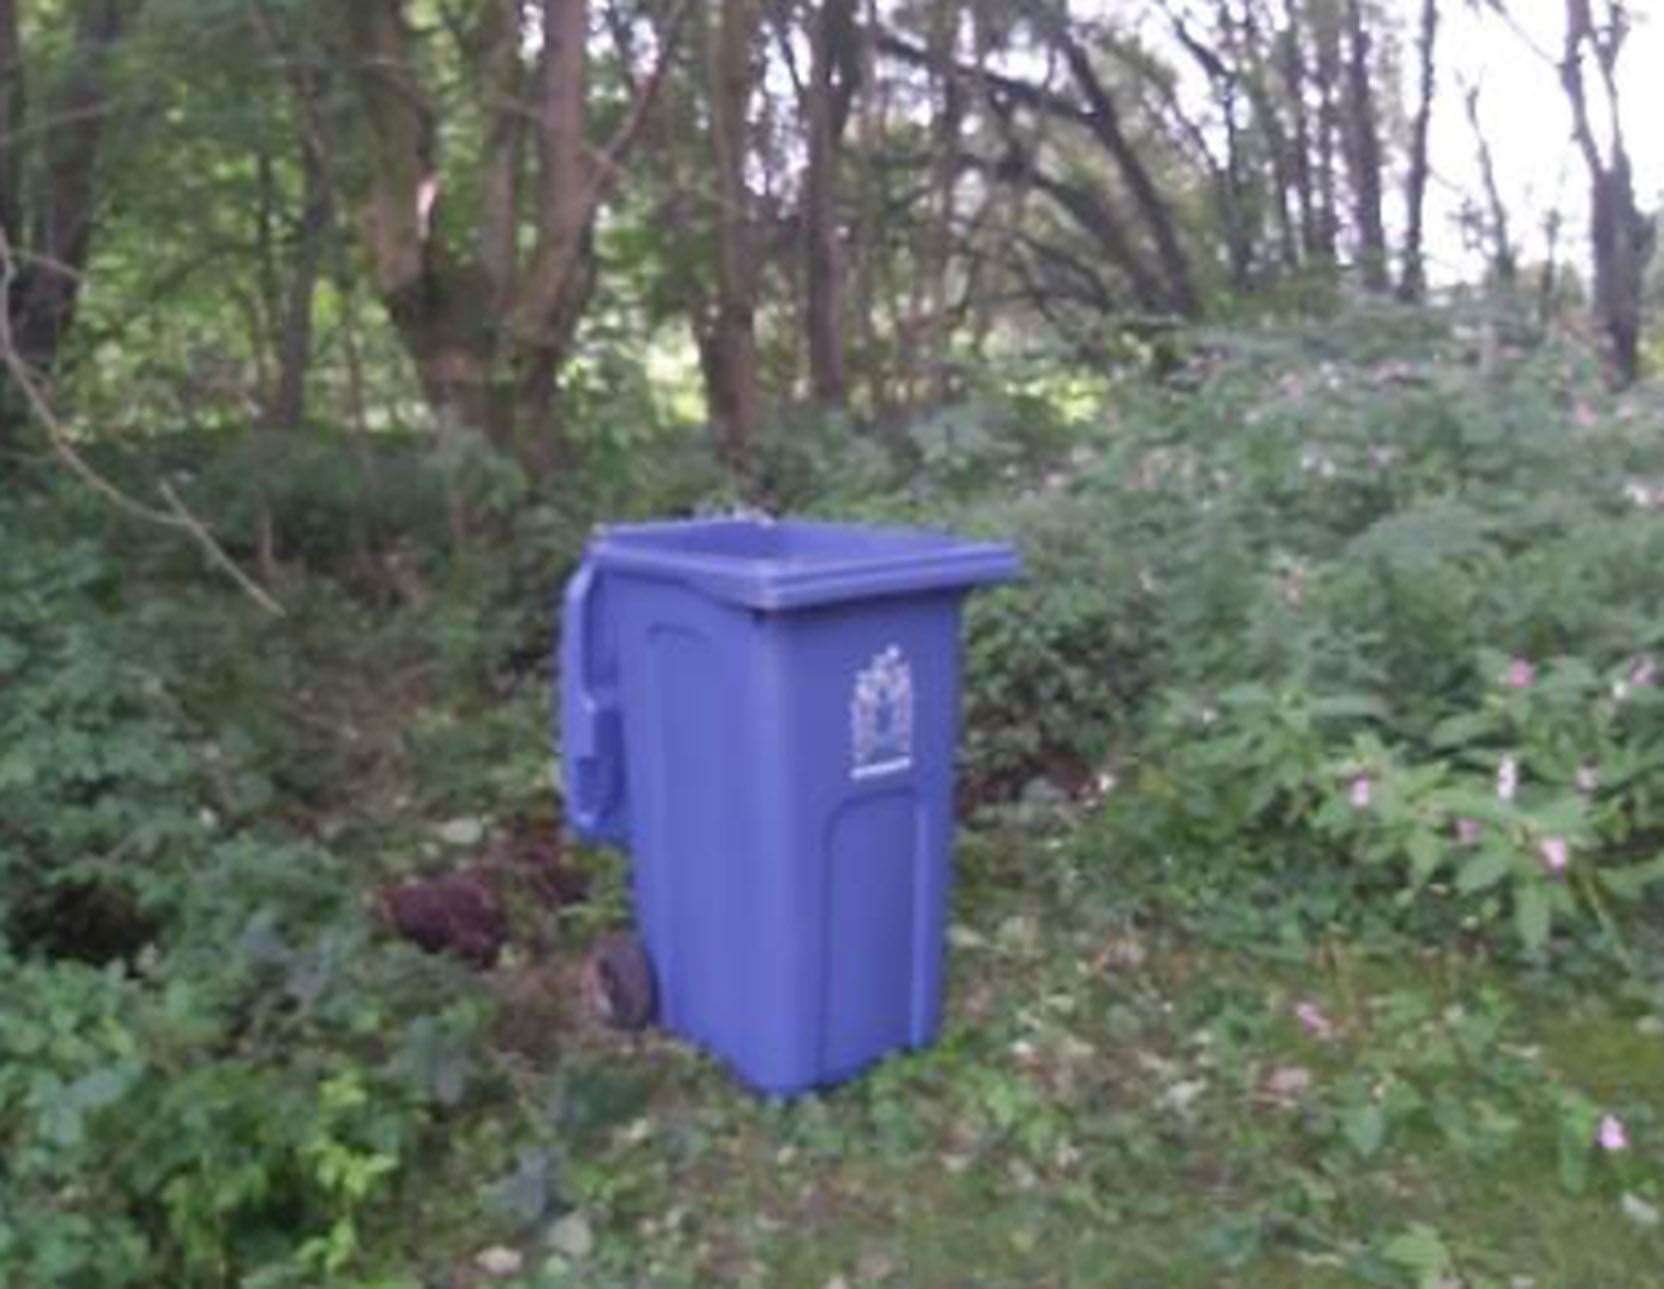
[644,624,727,1041]
[615,585,758,1058]
[823,790,918,1074]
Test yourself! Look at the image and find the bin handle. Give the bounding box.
[563,560,618,835]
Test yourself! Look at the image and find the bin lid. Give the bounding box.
[585,518,1021,611]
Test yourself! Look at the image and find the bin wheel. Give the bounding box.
[585,932,655,1031]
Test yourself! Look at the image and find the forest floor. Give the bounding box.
[297,637,1664,1286]
[404,811,1664,1288]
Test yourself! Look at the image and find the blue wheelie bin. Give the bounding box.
[560,518,1019,1095]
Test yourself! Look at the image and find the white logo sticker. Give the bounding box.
[852,645,913,779]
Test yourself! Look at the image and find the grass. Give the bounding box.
[461,815,1664,1288]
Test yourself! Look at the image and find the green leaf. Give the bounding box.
[1456,849,1511,894]
[1343,1103,1385,1159]
[1558,1095,1598,1194]
[1621,1193,1661,1229]
[1601,855,1664,901]
[1310,694,1388,722]
[1406,831,1444,883]
[1530,794,1591,834]
[68,1062,138,1113]
[1515,884,1551,952]
[1381,1222,1453,1278]
[1219,683,1274,708]
[1430,712,1494,750]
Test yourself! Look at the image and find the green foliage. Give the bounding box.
[0,520,207,950]
[955,491,1158,801]
[1055,309,1664,954]
[0,490,501,1284]
[9,300,1664,1283]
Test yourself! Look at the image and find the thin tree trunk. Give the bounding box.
[1,0,24,455]
[1539,207,1561,322]
[1341,0,1387,291]
[921,0,959,402]
[477,0,524,308]
[252,144,281,405]
[1462,81,1514,289]
[704,0,761,467]
[1313,5,1340,263]
[1277,0,1319,262]
[1236,1,1299,272]
[0,0,19,251]
[804,0,854,408]
[1561,0,1652,388]
[1170,12,1251,290]
[270,109,331,429]
[852,0,886,418]
[5,0,140,381]
[1397,0,1437,302]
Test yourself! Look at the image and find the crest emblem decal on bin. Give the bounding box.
[852,645,913,779]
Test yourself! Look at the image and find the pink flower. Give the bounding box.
[1497,755,1519,803]
[1505,657,1536,689]
[1576,764,1598,794]
[1632,655,1658,689]
[1349,775,1372,809]
[1540,837,1569,875]
[1455,817,1481,846]
[1295,1001,1335,1040]
[1598,1114,1629,1152]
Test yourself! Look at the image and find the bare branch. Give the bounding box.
[0,227,284,616]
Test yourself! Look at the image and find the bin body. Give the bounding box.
[561,519,1018,1094]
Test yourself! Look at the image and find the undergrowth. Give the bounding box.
[4,300,1664,1283]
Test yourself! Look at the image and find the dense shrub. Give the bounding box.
[1054,310,1664,951]
[0,494,499,1284]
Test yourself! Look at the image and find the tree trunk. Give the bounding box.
[1561,0,1653,388]
[344,0,677,471]
[1341,0,1387,291]
[1235,2,1299,273]
[1312,5,1341,263]
[3,1,140,393]
[804,0,855,408]
[920,0,958,402]
[852,0,887,418]
[1169,13,1252,291]
[1462,82,1515,289]
[270,100,332,430]
[250,144,282,404]
[0,0,18,252]
[1397,0,1437,302]
[511,0,594,455]
[704,0,761,467]
[1277,0,1320,262]
[1048,19,1198,315]
[1539,208,1561,322]
[0,0,23,456]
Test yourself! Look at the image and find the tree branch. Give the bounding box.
[0,227,284,615]
[875,28,1092,128]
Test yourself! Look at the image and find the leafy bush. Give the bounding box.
[0,491,502,1284]
[1054,309,1664,952]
